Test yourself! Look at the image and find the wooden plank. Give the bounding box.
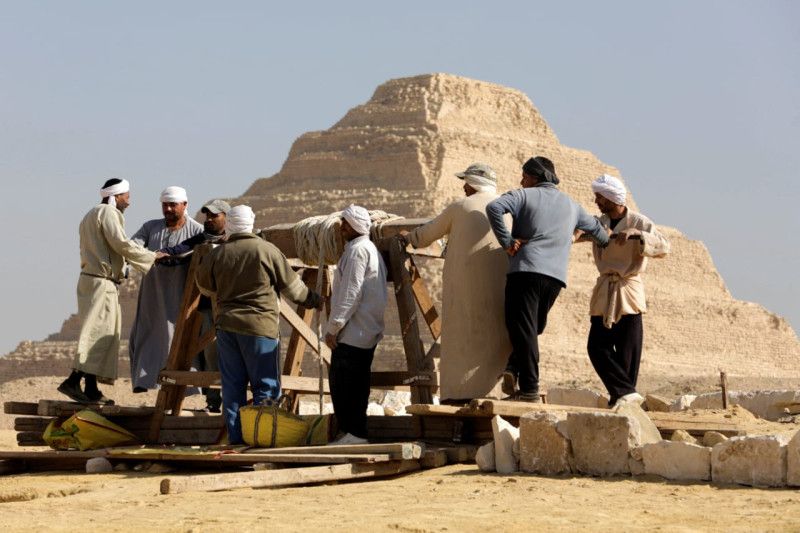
[37,400,155,417]
[4,401,39,415]
[243,442,423,460]
[159,371,331,394]
[104,450,395,465]
[369,371,438,388]
[279,300,332,365]
[407,254,441,340]
[0,459,26,475]
[282,269,319,379]
[149,246,210,442]
[159,459,421,494]
[389,237,434,404]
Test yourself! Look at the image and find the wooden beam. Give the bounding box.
[279,300,331,365]
[159,371,331,394]
[282,269,319,378]
[3,401,39,415]
[244,442,422,460]
[388,237,434,404]
[159,459,420,494]
[408,254,441,340]
[37,400,156,417]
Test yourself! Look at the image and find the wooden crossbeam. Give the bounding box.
[159,459,421,494]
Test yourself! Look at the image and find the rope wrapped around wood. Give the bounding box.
[292,210,402,266]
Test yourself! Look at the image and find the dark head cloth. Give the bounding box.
[522,157,560,185]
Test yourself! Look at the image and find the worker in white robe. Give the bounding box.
[128,186,203,391]
[580,174,670,407]
[402,163,511,402]
[58,178,155,404]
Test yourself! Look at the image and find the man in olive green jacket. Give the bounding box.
[196,205,321,444]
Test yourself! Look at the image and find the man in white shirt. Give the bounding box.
[324,205,388,445]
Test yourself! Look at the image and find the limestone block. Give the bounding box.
[547,387,609,408]
[711,434,791,487]
[519,411,571,475]
[692,390,800,420]
[629,449,646,476]
[380,390,411,414]
[475,441,495,472]
[645,394,672,412]
[787,430,800,487]
[670,394,696,412]
[670,429,699,445]
[566,412,638,476]
[613,403,662,445]
[86,457,113,474]
[492,416,519,474]
[642,441,711,481]
[702,431,728,448]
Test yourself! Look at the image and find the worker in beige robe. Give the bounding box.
[402,163,511,402]
[58,178,155,404]
[581,174,669,407]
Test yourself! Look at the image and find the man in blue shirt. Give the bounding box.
[486,157,609,402]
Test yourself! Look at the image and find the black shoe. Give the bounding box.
[57,381,92,403]
[133,386,147,393]
[85,391,115,406]
[500,371,517,396]
[206,404,221,413]
[503,390,541,403]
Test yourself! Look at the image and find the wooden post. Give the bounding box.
[388,237,434,404]
[148,247,210,442]
[407,255,441,340]
[720,371,729,409]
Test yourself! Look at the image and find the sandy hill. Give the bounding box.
[4,73,798,403]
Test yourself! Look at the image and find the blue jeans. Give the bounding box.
[216,329,281,445]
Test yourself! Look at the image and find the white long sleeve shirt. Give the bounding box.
[326,235,388,349]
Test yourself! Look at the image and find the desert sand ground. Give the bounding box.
[2,430,799,532]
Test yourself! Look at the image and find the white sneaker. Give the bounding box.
[327,433,369,446]
[615,392,645,407]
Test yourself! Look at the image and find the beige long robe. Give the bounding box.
[74,204,155,380]
[590,209,670,328]
[408,192,511,400]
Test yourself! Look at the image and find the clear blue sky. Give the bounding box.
[1,1,798,355]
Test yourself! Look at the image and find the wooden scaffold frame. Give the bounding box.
[148,218,442,442]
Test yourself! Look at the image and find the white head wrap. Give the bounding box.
[464,174,497,194]
[591,174,627,206]
[342,204,371,235]
[100,179,130,208]
[224,205,255,236]
[160,186,188,204]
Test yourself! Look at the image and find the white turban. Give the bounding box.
[591,174,627,206]
[100,179,130,208]
[342,204,371,235]
[225,205,255,236]
[160,186,188,204]
[464,174,497,194]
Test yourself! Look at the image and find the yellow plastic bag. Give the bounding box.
[43,410,137,451]
[239,398,331,448]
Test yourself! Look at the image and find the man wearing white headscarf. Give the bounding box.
[128,186,204,391]
[580,174,670,407]
[58,178,156,404]
[324,204,388,445]
[196,205,322,444]
[400,163,512,402]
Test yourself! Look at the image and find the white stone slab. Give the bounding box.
[642,441,711,481]
[519,411,571,475]
[547,387,609,408]
[711,434,791,487]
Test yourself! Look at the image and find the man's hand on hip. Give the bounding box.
[324,332,338,350]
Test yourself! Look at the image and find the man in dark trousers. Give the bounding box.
[486,157,609,402]
[582,174,669,407]
[324,205,388,445]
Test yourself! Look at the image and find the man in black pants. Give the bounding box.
[486,157,609,402]
[324,205,388,444]
[583,174,669,407]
